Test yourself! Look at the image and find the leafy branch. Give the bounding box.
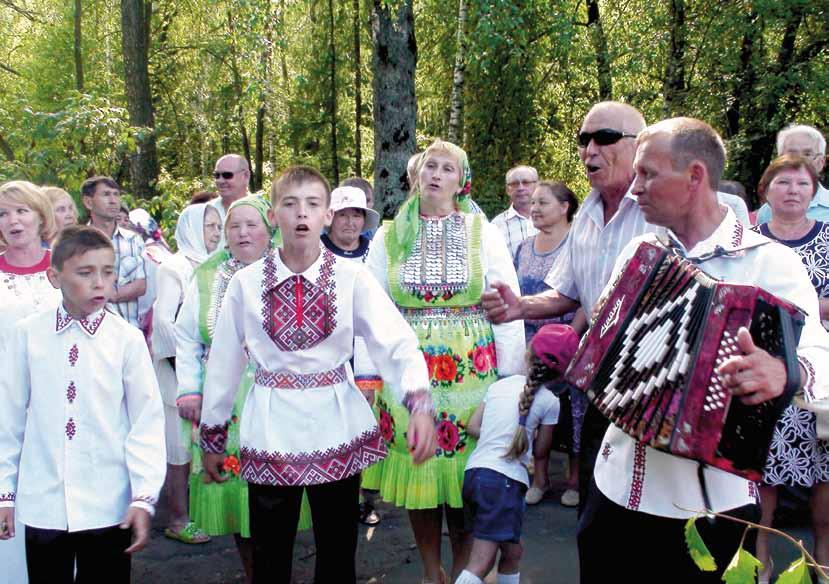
[684,509,828,583]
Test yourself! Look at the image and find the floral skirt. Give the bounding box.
[363,306,498,509]
[189,366,311,535]
[763,404,829,487]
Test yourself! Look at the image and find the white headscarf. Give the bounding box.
[174,203,213,264]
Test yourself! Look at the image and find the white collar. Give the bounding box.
[262,244,336,290]
[659,208,766,261]
[55,304,108,337]
[504,205,530,221]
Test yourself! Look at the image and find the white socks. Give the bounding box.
[455,570,484,584]
[497,573,520,584]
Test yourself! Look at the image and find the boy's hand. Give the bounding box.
[121,507,151,553]
[177,397,203,423]
[0,508,15,539]
[406,413,437,464]
[203,452,228,483]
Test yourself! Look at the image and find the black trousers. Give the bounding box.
[25,524,131,584]
[249,473,361,584]
[577,480,759,584]
[577,403,610,516]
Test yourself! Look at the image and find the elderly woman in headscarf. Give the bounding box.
[153,202,221,545]
[357,139,525,583]
[174,195,306,582]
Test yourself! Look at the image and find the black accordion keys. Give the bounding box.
[565,241,805,481]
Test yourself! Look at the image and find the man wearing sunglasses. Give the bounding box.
[482,101,657,511]
[211,154,252,227]
[492,165,540,257]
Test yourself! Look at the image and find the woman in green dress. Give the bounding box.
[175,195,309,583]
[358,140,526,583]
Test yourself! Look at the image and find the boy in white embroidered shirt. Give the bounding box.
[198,166,436,584]
[0,225,166,583]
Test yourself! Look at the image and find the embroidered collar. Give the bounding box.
[262,244,335,291]
[55,304,107,337]
[658,208,767,262]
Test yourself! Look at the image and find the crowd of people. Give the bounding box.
[0,104,827,584]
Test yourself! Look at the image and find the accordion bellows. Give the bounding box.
[565,241,805,481]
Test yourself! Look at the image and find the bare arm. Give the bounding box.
[114,278,147,302]
[481,283,579,324]
[570,308,588,336]
[466,402,485,439]
[819,298,829,322]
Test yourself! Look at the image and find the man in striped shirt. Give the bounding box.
[482,101,657,510]
[492,165,539,257]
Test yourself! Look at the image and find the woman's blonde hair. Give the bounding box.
[0,181,56,246]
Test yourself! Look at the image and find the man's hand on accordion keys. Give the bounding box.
[717,327,790,406]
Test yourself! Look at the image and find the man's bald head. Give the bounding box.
[586,102,647,135]
[214,153,251,202]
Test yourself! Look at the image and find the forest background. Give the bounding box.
[0,0,827,232]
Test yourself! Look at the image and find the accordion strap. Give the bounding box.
[655,233,770,265]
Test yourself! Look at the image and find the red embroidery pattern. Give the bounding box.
[0,492,14,502]
[240,427,386,486]
[66,382,77,404]
[55,309,72,332]
[601,442,613,462]
[731,220,744,248]
[78,311,106,336]
[200,423,228,454]
[627,442,647,511]
[131,495,157,506]
[261,249,338,352]
[68,344,79,367]
[254,364,346,389]
[65,418,77,440]
[798,356,816,401]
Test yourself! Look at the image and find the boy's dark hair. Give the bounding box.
[271,166,331,207]
[81,176,120,199]
[51,225,114,270]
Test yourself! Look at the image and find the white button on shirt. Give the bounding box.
[593,209,829,518]
[0,306,166,532]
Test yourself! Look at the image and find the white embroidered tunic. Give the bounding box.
[594,209,829,518]
[199,247,431,486]
[0,252,61,345]
[0,305,166,531]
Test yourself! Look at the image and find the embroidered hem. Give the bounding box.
[0,492,15,503]
[798,356,816,401]
[355,376,383,392]
[131,495,157,506]
[239,427,386,486]
[254,364,347,389]
[627,442,647,511]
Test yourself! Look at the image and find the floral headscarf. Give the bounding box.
[387,139,473,263]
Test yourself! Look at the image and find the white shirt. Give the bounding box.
[491,205,538,258]
[593,208,829,518]
[0,252,62,346]
[199,247,431,486]
[152,253,195,360]
[0,305,166,531]
[717,191,750,225]
[545,185,658,319]
[465,375,559,486]
[363,217,526,379]
[137,243,173,333]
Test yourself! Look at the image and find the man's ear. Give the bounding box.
[46,266,61,290]
[687,160,707,193]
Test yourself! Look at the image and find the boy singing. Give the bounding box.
[0,225,166,583]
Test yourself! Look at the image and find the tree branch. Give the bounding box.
[0,0,45,23]
[0,62,22,77]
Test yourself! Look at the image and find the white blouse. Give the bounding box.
[0,305,166,532]
[0,252,61,344]
[199,247,431,487]
[152,252,195,360]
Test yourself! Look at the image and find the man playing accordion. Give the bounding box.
[572,118,829,583]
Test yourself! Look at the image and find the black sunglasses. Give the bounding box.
[577,128,638,148]
[213,171,235,180]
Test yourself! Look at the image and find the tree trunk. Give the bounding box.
[120,0,159,199]
[586,0,612,100]
[371,0,417,216]
[0,132,14,161]
[227,9,253,186]
[447,0,466,145]
[328,0,340,185]
[74,0,84,91]
[724,10,760,138]
[353,0,362,176]
[253,3,274,191]
[278,0,298,157]
[662,0,687,116]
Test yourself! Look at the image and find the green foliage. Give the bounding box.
[684,517,717,572]
[722,547,763,584]
[775,557,812,584]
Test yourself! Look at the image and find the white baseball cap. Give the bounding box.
[330,186,380,232]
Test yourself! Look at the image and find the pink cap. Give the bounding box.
[530,324,580,374]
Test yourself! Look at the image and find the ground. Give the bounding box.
[134,453,813,583]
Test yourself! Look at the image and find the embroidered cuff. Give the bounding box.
[176,393,203,406]
[130,496,157,517]
[798,356,816,402]
[402,389,435,417]
[355,376,383,392]
[200,423,228,454]
[0,492,15,507]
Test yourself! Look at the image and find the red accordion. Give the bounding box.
[565,241,805,481]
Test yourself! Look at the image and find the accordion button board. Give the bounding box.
[564,241,805,481]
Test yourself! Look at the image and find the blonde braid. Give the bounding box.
[505,353,553,460]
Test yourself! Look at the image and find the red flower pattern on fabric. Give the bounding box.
[379,407,395,442]
[434,412,468,458]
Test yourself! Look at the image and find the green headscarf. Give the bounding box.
[386,139,473,263]
[227,194,281,244]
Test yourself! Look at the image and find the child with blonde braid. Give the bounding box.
[456,324,579,584]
